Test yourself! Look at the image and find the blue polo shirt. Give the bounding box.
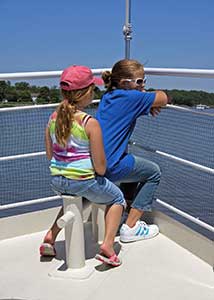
[96,89,155,182]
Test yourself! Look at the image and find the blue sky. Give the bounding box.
[0,0,213,91]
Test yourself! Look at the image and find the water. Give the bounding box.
[0,106,213,239]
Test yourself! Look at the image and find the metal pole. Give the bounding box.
[123,0,132,59]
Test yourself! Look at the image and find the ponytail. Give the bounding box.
[55,101,76,147]
[55,85,94,147]
[102,59,145,91]
[102,71,112,90]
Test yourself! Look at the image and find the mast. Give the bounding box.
[123,0,132,59]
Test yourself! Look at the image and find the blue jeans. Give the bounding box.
[51,175,126,208]
[115,156,161,212]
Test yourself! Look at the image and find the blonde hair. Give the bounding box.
[102,59,144,91]
[55,85,94,147]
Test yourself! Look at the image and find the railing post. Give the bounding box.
[49,195,94,279]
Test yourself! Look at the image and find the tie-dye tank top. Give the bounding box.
[48,111,95,180]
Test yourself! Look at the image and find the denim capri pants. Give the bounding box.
[51,175,126,208]
[115,155,161,212]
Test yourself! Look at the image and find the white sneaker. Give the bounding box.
[120,220,159,243]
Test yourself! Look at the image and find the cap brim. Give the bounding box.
[93,77,104,86]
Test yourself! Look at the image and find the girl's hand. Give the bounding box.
[150,107,161,117]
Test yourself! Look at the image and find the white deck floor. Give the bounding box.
[0,221,213,300]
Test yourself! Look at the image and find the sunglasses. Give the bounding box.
[121,77,147,86]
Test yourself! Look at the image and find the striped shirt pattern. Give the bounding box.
[48,111,95,180]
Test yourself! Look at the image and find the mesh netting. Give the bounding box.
[0,104,213,239]
[130,107,214,239]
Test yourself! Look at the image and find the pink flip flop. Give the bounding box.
[39,243,56,257]
[95,253,122,267]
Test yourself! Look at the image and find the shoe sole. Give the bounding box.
[120,231,159,243]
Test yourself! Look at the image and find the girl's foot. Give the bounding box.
[40,230,56,257]
[43,230,55,245]
[40,243,56,257]
[95,252,121,267]
[95,243,122,267]
[100,243,115,257]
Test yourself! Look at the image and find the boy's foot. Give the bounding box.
[120,220,159,243]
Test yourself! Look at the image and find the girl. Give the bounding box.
[96,59,169,243]
[40,65,126,267]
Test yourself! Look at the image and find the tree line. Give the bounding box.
[0,80,214,107]
[0,81,104,107]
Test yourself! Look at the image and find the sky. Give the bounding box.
[0,0,214,92]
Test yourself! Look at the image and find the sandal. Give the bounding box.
[95,253,122,267]
[39,243,56,257]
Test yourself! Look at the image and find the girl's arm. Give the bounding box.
[150,91,172,117]
[152,90,168,107]
[45,126,53,160]
[85,118,106,176]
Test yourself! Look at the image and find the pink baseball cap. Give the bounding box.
[60,65,104,91]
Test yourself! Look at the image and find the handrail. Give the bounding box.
[0,67,214,81]
[156,199,214,233]
[144,68,214,78]
[129,141,214,175]
[0,70,213,236]
[0,196,61,210]
[0,99,100,112]
[1,146,214,175]
[1,105,213,175]
[0,151,45,161]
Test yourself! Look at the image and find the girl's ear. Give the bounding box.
[120,80,131,90]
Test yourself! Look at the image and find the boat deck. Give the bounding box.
[0,208,213,300]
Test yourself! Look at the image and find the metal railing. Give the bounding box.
[1,67,214,81]
[0,67,214,235]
